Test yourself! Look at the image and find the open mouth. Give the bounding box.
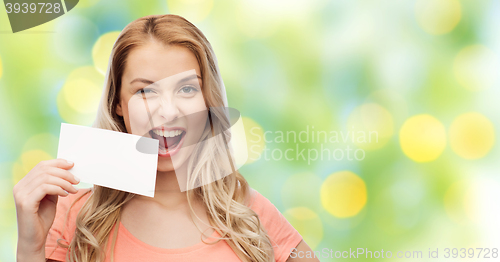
[149,128,186,157]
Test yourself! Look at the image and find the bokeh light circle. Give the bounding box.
[22,133,59,156]
[167,0,214,23]
[57,66,104,125]
[321,171,367,218]
[242,117,266,164]
[63,79,102,114]
[283,207,323,249]
[415,0,461,35]
[92,31,121,75]
[444,180,478,225]
[53,15,99,64]
[473,178,500,239]
[449,113,495,159]
[347,103,394,150]
[367,89,409,124]
[61,67,103,113]
[399,114,446,162]
[373,172,425,235]
[12,150,53,184]
[453,45,500,91]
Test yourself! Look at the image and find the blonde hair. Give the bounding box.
[51,14,273,262]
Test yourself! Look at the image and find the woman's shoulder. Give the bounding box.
[246,187,303,262]
[246,187,282,221]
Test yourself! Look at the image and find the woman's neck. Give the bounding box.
[133,170,192,210]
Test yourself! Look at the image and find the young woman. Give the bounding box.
[14,14,318,262]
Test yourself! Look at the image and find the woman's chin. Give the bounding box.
[156,158,175,172]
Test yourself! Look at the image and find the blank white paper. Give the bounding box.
[56,123,159,197]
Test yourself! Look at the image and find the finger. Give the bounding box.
[23,184,69,211]
[22,170,78,197]
[22,159,76,192]
[39,158,75,170]
[44,175,79,194]
[14,160,76,208]
[45,166,80,185]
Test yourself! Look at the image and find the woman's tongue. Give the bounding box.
[157,134,181,151]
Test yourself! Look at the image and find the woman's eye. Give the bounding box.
[135,89,154,95]
[179,86,198,94]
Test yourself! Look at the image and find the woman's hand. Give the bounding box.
[13,159,80,260]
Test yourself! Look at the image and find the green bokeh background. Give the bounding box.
[1,0,499,261]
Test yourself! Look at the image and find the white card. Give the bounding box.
[56,123,159,197]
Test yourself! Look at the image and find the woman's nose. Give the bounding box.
[158,97,180,123]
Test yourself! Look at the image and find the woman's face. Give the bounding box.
[116,41,208,173]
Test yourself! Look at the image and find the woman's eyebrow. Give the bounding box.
[129,74,202,86]
[177,74,202,84]
[130,78,157,86]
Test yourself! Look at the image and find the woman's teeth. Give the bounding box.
[152,129,183,138]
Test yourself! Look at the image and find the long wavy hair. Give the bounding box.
[51,14,273,262]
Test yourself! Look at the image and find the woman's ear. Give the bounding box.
[116,102,123,116]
